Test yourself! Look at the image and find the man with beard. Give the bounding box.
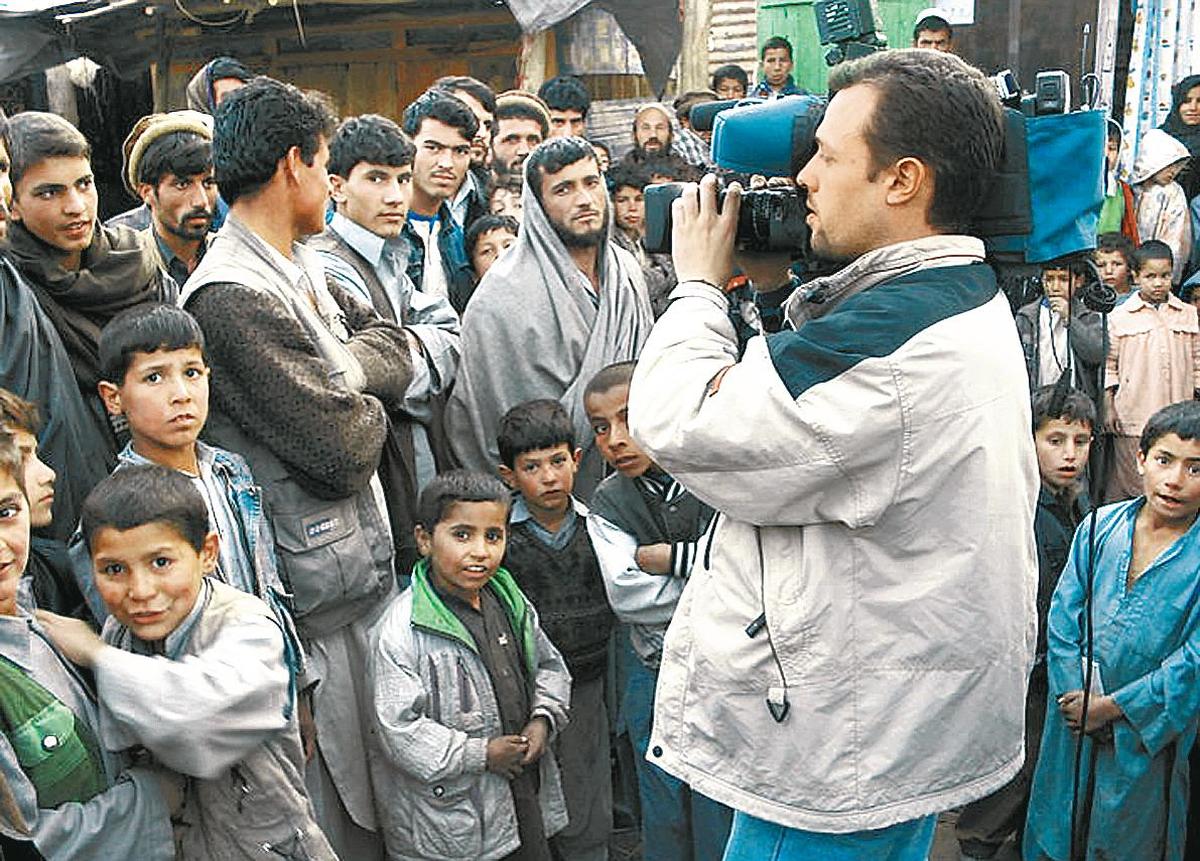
[491,90,551,179]
[123,112,217,291]
[447,137,653,500]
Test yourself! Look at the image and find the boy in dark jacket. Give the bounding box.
[497,399,615,861]
[956,385,1094,859]
[583,362,732,861]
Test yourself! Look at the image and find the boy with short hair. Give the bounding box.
[84,304,301,680]
[751,36,806,98]
[497,399,615,861]
[1103,240,1200,501]
[0,433,174,860]
[956,385,1094,859]
[583,362,733,861]
[710,64,748,100]
[1014,255,1106,403]
[466,213,519,281]
[369,470,571,861]
[1094,231,1136,300]
[489,173,524,221]
[608,163,676,317]
[37,465,336,860]
[0,387,92,622]
[1024,399,1200,861]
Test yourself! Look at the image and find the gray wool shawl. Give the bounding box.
[445,162,654,499]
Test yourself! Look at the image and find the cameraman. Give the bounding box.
[628,50,1039,858]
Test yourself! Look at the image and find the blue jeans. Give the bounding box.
[722,811,937,861]
[624,653,733,861]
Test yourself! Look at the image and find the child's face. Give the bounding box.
[100,347,209,463]
[762,48,793,87]
[471,227,517,280]
[1034,418,1092,491]
[1152,159,1187,186]
[613,186,645,235]
[1095,249,1131,292]
[9,429,55,530]
[489,188,522,221]
[1041,268,1076,303]
[10,156,97,262]
[91,522,216,642]
[416,501,508,602]
[1135,258,1173,304]
[1105,136,1120,172]
[0,471,30,617]
[1137,433,1200,526]
[586,383,653,478]
[500,444,580,520]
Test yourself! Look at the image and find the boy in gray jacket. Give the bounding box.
[36,465,335,860]
[369,470,571,860]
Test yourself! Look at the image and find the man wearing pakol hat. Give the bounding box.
[121,111,218,291]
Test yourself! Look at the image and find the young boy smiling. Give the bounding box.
[497,399,614,861]
[1024,400,1200,861]
[369,470,570,860]
[35,466,335,860]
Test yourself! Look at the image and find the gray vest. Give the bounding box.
[181,224,394,638]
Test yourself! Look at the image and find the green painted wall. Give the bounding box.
[757,0,930,93]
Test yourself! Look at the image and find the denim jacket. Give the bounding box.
[402,203,477,315]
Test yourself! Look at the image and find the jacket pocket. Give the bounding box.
[272,496,378,618]
[410,777,483,858]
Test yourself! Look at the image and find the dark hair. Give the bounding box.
[136,132,212,188]
[584,361,636,401]
[642,154,700,182]
[538,76,591,118]
[526,137,597,205]
[465,213,519,259]
[0,387,41,436]
[1040,253,1089,279]
[761,35,793,60]
[489,173,523,201]
[401,90,478,142]
[827,50,1003,233]
[4,112,90,188]
[207,56,252,85]
[0,432,25,498]
[213,78,336,205]
[416,470,511,531]
[433,76,497,115]
[607,162,649,194]
[1140,400,1200,454]
[674,91,717,123]
[1031,385,1096,433]
[81,464,210,552]
[913,15,952,40]
[1096,232,1135,266]
[589,139,611,157]
[497,399,575,468]
[711,64,749,93]
[328,114,414,178]
[495,97,550,139]
[100,304,207,385]
[1133,239,1174,272]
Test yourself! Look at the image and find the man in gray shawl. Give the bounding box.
[446,136,653,499]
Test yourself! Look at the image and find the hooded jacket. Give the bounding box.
[1132,129,1193,283]
[628,235,1039,833]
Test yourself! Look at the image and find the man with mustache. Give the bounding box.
[447,137,653,501]
[400,90,478,314]
[125,112,218,292]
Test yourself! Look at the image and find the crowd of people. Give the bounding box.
[0,15,1197,861]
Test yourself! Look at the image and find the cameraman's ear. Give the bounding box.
[884,156,929,207]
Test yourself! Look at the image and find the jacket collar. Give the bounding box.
[783,234,986,330]
[409,559,536,673]
[1123,291,1187,313]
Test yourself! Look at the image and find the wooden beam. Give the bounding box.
[678,0,711,93]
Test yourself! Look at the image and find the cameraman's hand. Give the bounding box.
[671,174,740,291]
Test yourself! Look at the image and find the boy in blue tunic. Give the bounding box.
[1024,399,1200,861]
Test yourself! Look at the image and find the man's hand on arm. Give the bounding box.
[635,543,673,575]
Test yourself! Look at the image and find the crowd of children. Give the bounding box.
[1,49,1200,861]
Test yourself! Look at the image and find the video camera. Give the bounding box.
[643,68,1103,266]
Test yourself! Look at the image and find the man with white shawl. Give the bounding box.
[446,137,653,500]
